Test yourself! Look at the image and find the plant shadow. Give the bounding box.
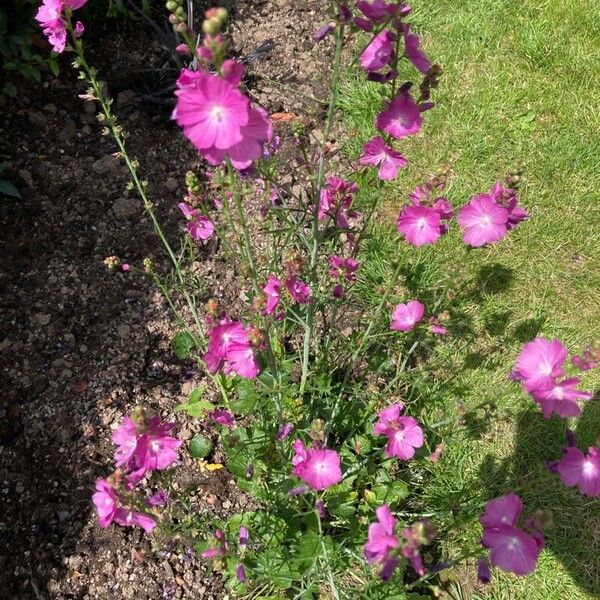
[479,400,600,595]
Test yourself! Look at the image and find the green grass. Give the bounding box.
[339,0,600,598]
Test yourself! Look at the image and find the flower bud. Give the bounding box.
[202,17,220,34]
[175,22,188,33]
[165,0,178,11]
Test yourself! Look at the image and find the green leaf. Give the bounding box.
[188,433,213,458]
[231,379,259,414]
[48,56,59,77]
[371,481,409,506]
[172,331,195,359]
[0,179,20,198]
[2,82,17,98]
[174,385,214,417]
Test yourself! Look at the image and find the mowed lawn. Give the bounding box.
[338,0,600,598]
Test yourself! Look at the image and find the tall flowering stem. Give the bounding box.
[300,21,346,395]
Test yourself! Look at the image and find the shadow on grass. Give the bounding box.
[480,400,600,595]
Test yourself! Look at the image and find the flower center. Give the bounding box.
[539,362,553,376]
[151,440,161,452]
[104,498,113,506]
[417,218,427,229]
[394,430,405,443]
[507,537,519,551]
[210,105,226,122]
[480,215,492,225]
[583,460,597,476]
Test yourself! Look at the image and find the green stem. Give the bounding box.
[315,501,341,600]
[299,22,346,396]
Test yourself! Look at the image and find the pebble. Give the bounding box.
[112,197,138,220]
[36,313,51,326]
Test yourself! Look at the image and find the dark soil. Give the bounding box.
[0,1,332,598]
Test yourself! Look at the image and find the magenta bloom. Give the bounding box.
[364,504,400,566]
[35,0,67,53]
[174,71,249,150]
[148,490,169,507]
[489,181,528,230]
[376,89,422,139]
[374,404,424,460]
[397,204,443,246]
[112,416,140,468]
[402,24,431,73]
[291,440,342,491]
[178,202,214,241]
[557,446,600,497]
[92,479,156,532]
[92,479,119,528]
[224,343,260,379]
[138,417,182,471]
[285,275,312,304]
[512,337,568,392]
[174,70,272,169]
[480,493,542,577]
[482,524,540,576]
[481,493,523,529]
[211,409,236,427]
[391,300,425,332]
[204,320,260,379]
[357,0,399,22]
[263,275,282,315]
[359,136,407,180]
[203,106,273,170]
[572,343,600,372]
[329,256,359,282]
[457,194,509,246]
[318,177,359,228]
[360,30,396,72]
[530,378,592,419]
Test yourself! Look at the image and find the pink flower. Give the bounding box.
[202,529,228,559]
[138,417,182,471]
[364,504,400,567]
[396,204,443,246]
[482,524,540,576]
[481,493,522,529]
[285,276,312,304]
[480,493,542,577]
[203,106,273,170]
[402,521,436,576]
[175,43,190,55]
[530,378,592,419]
[174,71,249,150]
[376,88,423,139]
[211,409,236,427]
[148,490,169,507]
[360,30,396,72]
[35,0,67,53]
[489,181,528,230]
[557,446,600,497]
[204,320,260,379]
[112,416,140,468]
[92,479,118,528]
[457,194,509,246]
[92,479,156,532]
[401,24,431,73]
[357,0,399,22]
[224,342,260,379]
[571,342,600,372]
[178,202,214,241]
[174,70,272,169]
[329,256,359,282]
[318,177,360,228]
[374,404,424,460]
[391,300,425,332]
[511,337,568,392]
[359,136,407,180]
[263,275,282,315]
[291,440,342,491]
